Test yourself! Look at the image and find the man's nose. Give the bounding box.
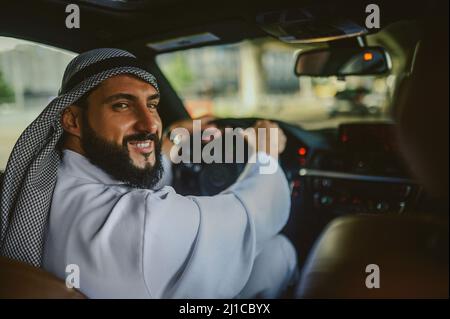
[134,106,159,134]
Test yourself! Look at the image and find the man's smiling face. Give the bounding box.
[84,74,162,169]
[61,74,164,188]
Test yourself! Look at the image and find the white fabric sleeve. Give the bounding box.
[142,152,291,298]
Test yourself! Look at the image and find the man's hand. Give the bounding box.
[249,120,287,156]
[161,116,218,156]
[162,117,286,158]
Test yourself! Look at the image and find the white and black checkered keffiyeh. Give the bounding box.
[0,48,158,268]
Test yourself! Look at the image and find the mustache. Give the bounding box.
[123,133,159,146]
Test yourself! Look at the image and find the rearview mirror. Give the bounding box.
[294,47,391,77]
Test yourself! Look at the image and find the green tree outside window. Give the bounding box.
[0,70,15,104]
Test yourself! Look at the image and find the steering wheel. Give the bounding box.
[171,118,256,196]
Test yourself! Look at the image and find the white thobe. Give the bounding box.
[43,149,295,298]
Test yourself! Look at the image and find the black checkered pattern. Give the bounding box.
[0,48,158,268]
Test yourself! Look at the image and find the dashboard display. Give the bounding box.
[338,123,398,153]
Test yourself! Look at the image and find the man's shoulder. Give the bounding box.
[55,169,175,201]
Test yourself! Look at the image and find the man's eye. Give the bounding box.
[148,104,159,110]
[112,103,128,110]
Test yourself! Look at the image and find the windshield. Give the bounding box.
[157,38,395,130]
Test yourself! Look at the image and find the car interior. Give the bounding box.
[0,0,448,298]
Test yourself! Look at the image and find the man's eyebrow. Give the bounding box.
[148,93,160,101]
[103,92,160,104]
[103,93,137,104]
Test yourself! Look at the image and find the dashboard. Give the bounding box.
[170,119,424,265]
[281,122,418,216]
[270,121,422,265]
[172,119,420,217]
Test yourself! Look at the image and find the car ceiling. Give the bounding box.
[0,0,429,55]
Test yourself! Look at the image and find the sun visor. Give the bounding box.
[256,8,369,44]
[146,33,220,52]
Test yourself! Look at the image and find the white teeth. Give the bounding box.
[136,142,150,148]
[134,142,150,148]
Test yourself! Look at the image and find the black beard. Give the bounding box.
[80,115,163,189]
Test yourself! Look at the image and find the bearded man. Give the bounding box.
[0,48,297,298]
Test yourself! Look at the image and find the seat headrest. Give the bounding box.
[394,4,449,198]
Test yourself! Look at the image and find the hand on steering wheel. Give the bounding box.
[166,117,287,196]
[248,120,287,156]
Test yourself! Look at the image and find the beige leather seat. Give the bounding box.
[297,4,449,299]
[0,256,85,299]
[297,215,448,298]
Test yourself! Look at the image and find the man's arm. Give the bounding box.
[142,121,291,298]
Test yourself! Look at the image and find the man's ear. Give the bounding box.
[61,105,83,138]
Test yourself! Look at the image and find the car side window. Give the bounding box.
[0,37,76,170]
